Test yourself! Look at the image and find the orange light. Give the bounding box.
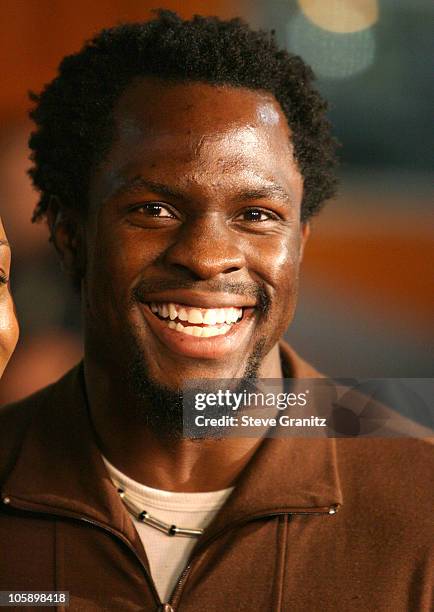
[298,0,379,33]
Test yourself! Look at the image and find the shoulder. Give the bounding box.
[336,437,434,517]
[279,341,324,378]
[0,374,64,431]
[0,388,48,484]
[0,364,82,483]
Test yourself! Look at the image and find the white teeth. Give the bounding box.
[187,309,203,324]
[165,320,232,337]
[150,302,243,329]
[234,308,242,322]
[201,326,220,337]
[203,309,218,325]
[225,307,236,324]
[169,303,177,320]
[151,304,243,318]
[216,309,226,324]
[178,308,188,321]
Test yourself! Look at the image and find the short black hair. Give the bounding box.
[29,9,338,224]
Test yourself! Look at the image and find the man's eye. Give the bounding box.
[133,203,175,218]
[236,208,276,222]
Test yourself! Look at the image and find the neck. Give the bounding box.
[83,343,283,492]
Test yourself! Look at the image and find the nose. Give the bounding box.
[162,214,246,280]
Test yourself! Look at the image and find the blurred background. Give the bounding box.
[0,0,432,404]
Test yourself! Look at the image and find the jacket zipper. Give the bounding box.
[167,505,339,610]
[2,495,162,608]
[3,495,338,612]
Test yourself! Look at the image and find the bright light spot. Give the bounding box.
[287,12,375,79]
[298,0,378,33]
[257,103,281,126]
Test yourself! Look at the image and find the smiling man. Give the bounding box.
[84,76,307,426]
[0,10,433,612]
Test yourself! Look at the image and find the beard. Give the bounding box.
[122,277,272,440]
[125,336,267,441]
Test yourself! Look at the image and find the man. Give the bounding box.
[0,11,432,611]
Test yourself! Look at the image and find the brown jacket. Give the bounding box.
[0,344,433,611]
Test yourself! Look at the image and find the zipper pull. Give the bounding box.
[160,605,174,611]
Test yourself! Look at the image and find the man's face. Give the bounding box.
[83,78,306,391]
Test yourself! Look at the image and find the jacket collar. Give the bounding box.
[1,363,148,561]
[1,341,342,554]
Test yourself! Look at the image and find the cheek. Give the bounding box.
[248,232,301,328]
[0,292,19,375]
[85,224,167,316]
[249,230,301,290]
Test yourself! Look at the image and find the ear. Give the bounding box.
[46,196,85,283]
[299,221,311,263]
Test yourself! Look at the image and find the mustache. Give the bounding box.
[133,279,271,313]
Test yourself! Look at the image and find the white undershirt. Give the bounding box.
[102,455,234,602]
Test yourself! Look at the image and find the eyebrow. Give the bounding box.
[235,186,294,205]
[113,178,186,201]
[113,176,295,206]
[0,239,10,248]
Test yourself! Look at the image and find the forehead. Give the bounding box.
[91,77,300,205]
[115,76,289,133]
[111,76,292,156]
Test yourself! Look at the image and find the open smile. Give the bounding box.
[149,302,244,337]
[139,300,256,359]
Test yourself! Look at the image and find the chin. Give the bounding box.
[135,336,266,388]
